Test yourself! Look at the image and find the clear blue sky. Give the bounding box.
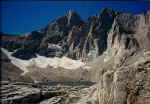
[1,1,150,34]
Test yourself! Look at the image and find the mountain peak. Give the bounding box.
[101,8,114,12]
[2,8,150,61]
[65,10,83,26]
[54,10,83,27]
[66,10,77,16]
[68,10,74,14]
[100,8,122,16]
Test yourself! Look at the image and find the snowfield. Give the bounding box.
[1,48,86,75]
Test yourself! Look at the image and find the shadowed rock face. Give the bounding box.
[0,51,34,82]
[0,51,23,81]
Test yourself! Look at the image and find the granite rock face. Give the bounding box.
[62,9,150,104]
[0,81,92,104]
[0,82,41,104]
[2,9,149,62]
[71,52,150,104]
[0,9,124,61]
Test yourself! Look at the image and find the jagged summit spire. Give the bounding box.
[100,8,122,16]
[65,10,79,18]
[68,9,74,14]
[101,8,114,12]
[54,10,83,26]
[65,10,83,26]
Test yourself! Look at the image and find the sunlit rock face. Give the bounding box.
[63,9,150,104]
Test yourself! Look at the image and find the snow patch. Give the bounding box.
[32,55,85,69]
[1,48,85,75]
[83,66,91,69]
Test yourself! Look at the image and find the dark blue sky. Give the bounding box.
[1,1,150,34]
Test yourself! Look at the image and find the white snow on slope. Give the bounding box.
[1,48,85,75]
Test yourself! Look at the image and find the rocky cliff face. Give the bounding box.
[0,9,122,61]
[61,9,150,104]
[93,10,150,104]
[1,9,150,62]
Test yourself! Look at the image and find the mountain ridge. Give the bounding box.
[2,8,149,35]
[1,8,150,61]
